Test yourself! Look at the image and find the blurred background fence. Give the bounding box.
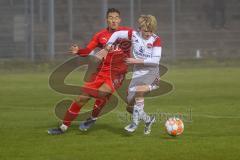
[0,0,240,62]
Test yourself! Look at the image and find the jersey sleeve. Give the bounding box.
[106,31,129,46]
[143,47,162,66]
[153,37,161,47]
[144,37,162,66]
[77,33,99,57]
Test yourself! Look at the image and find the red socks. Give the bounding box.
[63,96,110,126]
[63,101,82,126]
[91,98,107,118]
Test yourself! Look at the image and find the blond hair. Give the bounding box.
[138,15,157,33]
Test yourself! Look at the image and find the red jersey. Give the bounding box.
[77,26,132,75]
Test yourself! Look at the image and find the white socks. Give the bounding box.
[132,99,151,125]
[60,124,68,132]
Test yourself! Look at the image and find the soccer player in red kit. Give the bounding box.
[48,8,131,135]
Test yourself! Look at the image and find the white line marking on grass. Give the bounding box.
[193,114,240,119]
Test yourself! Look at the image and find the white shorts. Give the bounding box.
[127,69,160,103]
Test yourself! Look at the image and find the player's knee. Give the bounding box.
[98,87,112,98]
[135,91,144,98]
[75,95,90,105]
[135,85,148,97]
[98,83,113,98]
[98,91,111,98]
[126,105,133,114]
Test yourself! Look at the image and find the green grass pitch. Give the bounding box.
[0,65,240,160]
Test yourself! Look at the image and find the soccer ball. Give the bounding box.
[165,117,184,136]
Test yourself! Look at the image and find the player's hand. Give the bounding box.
[95,48,108,60]
[68,44,79,55]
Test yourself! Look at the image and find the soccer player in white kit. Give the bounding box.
[99,15,161,134]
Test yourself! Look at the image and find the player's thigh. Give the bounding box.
[82,74,103,98]
[75,94,91,105]
[98,83,113,98]
[135,85,150,95]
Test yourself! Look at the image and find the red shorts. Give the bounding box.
[82,71,125,97]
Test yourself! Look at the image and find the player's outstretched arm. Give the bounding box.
[68,32,99,57]
[125,58,144,65]
[68,44,93,57]
[95,30,130,59]
[107,30,129,46]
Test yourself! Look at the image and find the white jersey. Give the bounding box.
[107,30,162,78]
[107,30,162,103]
